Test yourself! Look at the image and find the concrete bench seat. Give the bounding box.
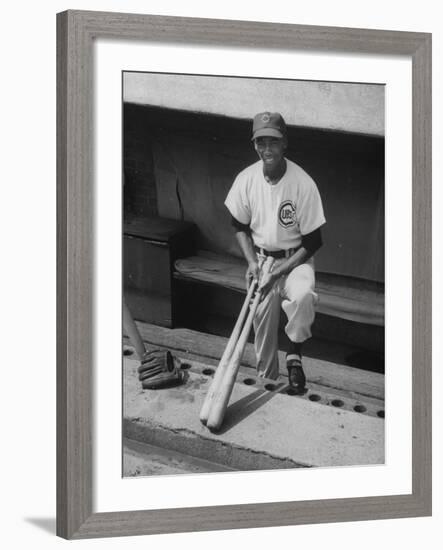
[174,251,384,327]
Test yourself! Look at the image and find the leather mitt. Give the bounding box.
[137,349,183,390]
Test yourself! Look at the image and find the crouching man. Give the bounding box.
[225,112,326,393]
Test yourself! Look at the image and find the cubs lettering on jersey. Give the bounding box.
[278,200,298,229]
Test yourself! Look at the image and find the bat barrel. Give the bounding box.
[199,278,258,424]
[206,291,261,431]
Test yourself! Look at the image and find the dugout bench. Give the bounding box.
[123,215,384,357]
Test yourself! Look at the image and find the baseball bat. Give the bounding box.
[206,256,274,431]
[199,257,265,425]
[123,299,146,360]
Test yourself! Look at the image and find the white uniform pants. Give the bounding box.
[253,257,317,380]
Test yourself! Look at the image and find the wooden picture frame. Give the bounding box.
[56,10,432,539]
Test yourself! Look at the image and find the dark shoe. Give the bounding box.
[287,354,306,394]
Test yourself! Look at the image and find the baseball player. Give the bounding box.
[225,112,326,393]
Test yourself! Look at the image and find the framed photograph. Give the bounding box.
[57,10,431,539]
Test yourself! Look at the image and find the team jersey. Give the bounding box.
[225,158,326,251]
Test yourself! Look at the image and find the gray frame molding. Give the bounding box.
[56,10,432,539]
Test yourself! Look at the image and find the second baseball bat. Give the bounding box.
[199,259,263,425]
[206,256,274,431]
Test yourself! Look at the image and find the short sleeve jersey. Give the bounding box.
[225,159,325,252]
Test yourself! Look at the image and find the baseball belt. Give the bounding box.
[254,245,296,259]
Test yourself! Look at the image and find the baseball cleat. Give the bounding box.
[286,353,306,395]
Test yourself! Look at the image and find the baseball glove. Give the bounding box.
[137,349,183,390]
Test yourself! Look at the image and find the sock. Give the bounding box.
[287,342,302,358]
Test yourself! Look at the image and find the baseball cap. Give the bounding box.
[251,111,287,141]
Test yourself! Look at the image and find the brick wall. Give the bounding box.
[123,103,158,218]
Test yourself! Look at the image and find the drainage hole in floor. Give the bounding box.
[331,399,344,408]
[354,405,367,413]
[123,347,134,356]
[243,378,256,386]
[377,410,385,418]
[309,394,321,402]
[202,368,214,376]
[264,383,276,391]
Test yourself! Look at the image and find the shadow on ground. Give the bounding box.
[215,385,283,434]
[25,517,56,535]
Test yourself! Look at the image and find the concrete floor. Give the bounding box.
[123,354,384,474]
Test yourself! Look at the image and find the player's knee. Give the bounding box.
[292,286,314,306]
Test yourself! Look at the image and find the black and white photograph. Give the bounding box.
[1,0,438,544]
[122,71,385,476]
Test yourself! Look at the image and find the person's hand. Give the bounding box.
[245,260,260,290]
[258,270,276,300]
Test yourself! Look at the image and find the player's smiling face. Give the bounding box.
[254,136,287,169]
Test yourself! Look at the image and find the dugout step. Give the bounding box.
[125,322,385,401]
